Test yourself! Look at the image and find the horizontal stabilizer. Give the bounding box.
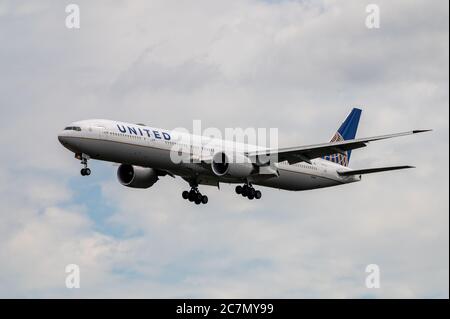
[337,165,414,176]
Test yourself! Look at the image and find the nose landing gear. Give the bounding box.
[81,167,91,176]
[77,153,91,176]
[235,184,262,200]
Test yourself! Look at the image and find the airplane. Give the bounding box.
[58,108,430,205]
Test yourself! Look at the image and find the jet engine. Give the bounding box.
[117,164,159,188]
[211,152,254,178]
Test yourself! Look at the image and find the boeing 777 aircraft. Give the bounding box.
[58,108,430,205]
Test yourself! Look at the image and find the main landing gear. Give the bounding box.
[235,184,262,200]
[182,186,208,205]
[77,153,91,176]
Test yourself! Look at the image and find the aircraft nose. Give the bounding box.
[58,131,69,145]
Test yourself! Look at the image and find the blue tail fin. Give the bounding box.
[323,108,362,167]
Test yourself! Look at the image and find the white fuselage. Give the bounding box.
[58,119,361,191]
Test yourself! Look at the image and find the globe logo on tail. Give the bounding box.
[323,132,349,167]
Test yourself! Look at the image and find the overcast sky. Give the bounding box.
[0,0,448,298]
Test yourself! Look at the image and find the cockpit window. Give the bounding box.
[64,126,82,131]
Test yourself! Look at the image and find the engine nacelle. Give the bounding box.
[211,152,254,178]
[117,164,159,189]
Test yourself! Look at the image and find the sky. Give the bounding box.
[0,0,448,298]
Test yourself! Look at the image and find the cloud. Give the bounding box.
[0,0,448,298]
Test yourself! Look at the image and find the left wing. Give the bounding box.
[337,165,414,176]
[246,130,431,165]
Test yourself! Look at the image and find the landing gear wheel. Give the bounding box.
[236,183,262,200]
[184,184,209,204]
[80,168,91,176]
[79,154,91,176]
